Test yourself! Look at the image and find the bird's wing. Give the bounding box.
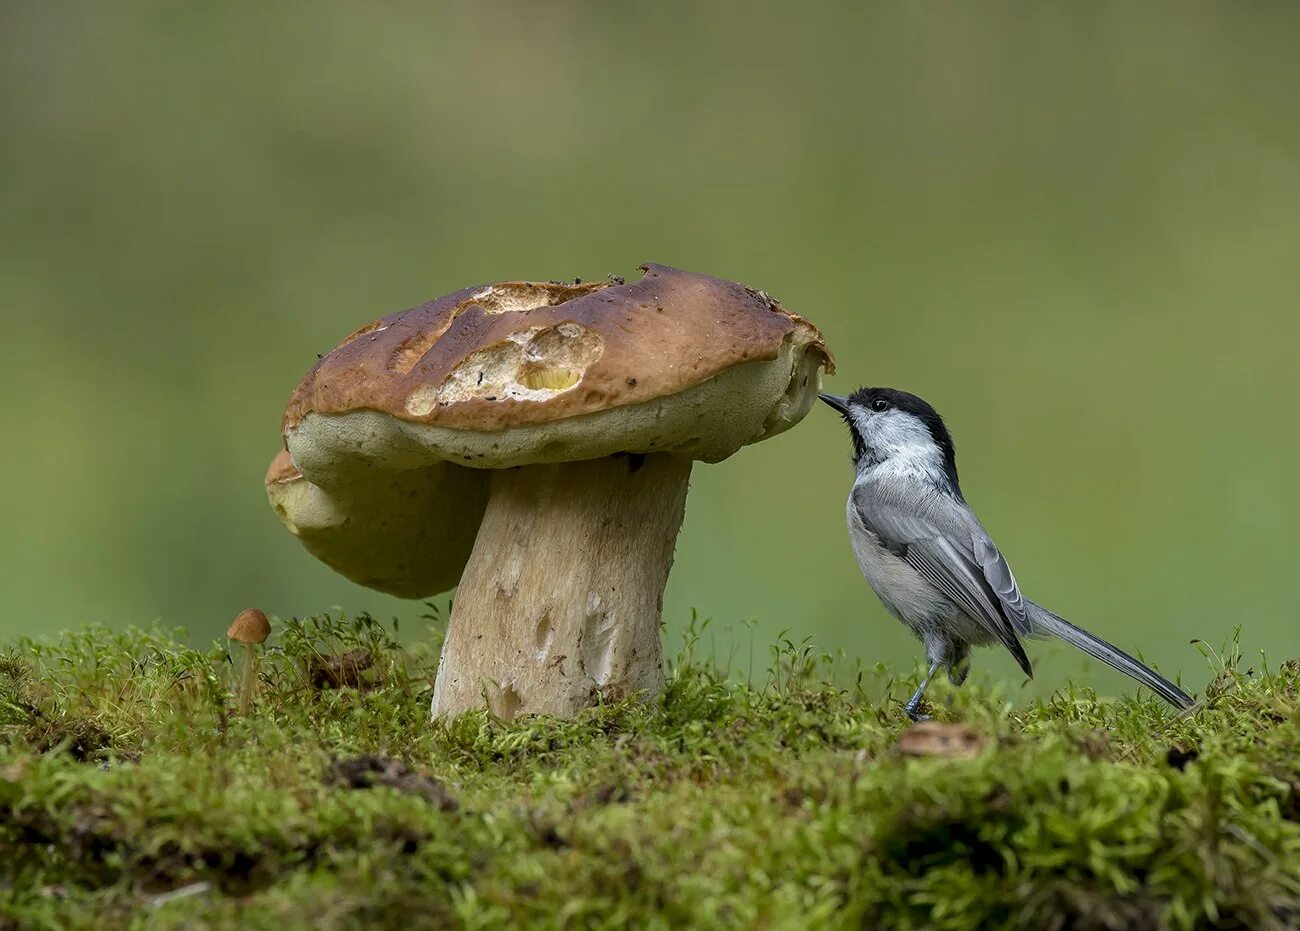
[853,484,1033,676]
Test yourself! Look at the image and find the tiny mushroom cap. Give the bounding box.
[228,608,271,645]
[269,264,834,720]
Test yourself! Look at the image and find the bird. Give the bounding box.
[819,387,1194,720]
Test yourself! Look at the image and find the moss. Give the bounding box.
[1,614,1298,930]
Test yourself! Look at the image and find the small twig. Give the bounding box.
[1225,823,1276,865]
[147,881,211,908]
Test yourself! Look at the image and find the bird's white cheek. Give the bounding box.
[850,409,875,439]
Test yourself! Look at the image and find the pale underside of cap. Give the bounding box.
[265,449,487,597]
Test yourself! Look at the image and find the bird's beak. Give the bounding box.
[818,393,851,416]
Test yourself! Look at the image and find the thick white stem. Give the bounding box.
[430,453,691,720]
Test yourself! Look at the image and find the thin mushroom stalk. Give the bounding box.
[237,643,258,716]
[430,453,690,719]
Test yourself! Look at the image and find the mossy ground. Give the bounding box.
[1,613,1297,930]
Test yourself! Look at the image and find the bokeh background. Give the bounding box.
[3,3,1297,700]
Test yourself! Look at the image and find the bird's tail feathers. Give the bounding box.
[1027,605,1194,710]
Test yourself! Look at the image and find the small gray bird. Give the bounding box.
[820,387,1194,719]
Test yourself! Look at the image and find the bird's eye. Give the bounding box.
[870,398,890,412]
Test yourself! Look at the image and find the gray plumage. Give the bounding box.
[823,388,1194,718]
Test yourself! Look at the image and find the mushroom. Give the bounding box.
[268,264,833,719]
[227,608,271,715]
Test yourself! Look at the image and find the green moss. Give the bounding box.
[1,614,1297,930]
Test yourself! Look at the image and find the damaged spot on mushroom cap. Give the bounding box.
[387,283,609,376]
[271,498,299,533]
[390,326,453,375]
[462,281,607,315]
[405,384,440,417]
[428,322,605,406]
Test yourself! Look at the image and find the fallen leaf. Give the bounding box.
[327,755,457,811]
[896,722,986,759]
[308,650,375,690]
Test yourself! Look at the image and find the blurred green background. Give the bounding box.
[3,3,1297,700]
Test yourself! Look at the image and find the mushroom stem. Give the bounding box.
[237,644,258,716]
[430,453,691,720]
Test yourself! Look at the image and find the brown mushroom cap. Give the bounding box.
[227,608,271,644]
[283,264,834,475]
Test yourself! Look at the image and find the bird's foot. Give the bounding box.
[902,662,940,723]
[903,703,932,722]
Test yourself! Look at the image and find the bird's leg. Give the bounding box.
[903,662,941,721]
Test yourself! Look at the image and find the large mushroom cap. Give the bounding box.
[283,264,834,477]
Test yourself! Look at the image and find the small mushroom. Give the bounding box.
[268,264,834,719]
[227,608,271,715]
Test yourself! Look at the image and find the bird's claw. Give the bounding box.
[903,705,932,722]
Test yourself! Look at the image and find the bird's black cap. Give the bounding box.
[823,387,962,495]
